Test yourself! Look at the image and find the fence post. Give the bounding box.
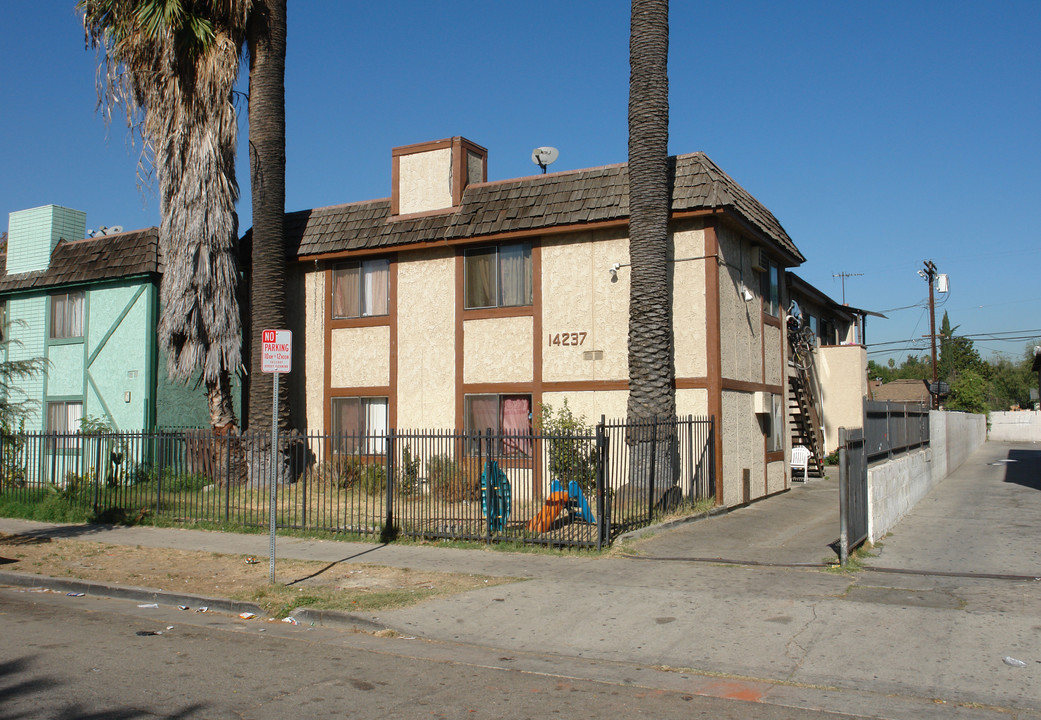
[155,432,164,518]
[838,426,849,567]
[595,417,607,550]
[647,420,658,520]
[686,415,694,498]
[224,434,232,524]
[383,429,395,542]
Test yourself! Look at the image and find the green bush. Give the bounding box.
[538,400,598,494]
[396,445,421,496]
[426,454,481,503]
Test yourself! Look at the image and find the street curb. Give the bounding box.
[615,505,728,543]
[0,570,264,617]
[288,607,391,633]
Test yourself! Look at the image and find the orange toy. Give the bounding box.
[526,491,569,533]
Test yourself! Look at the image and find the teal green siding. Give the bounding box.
[6,296,47,430]
[7,206,86,274]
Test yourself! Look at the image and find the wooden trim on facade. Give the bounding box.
[704,221,724,504]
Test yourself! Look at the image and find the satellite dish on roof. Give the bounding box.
[531,146,559,174]
[87,225,124,238]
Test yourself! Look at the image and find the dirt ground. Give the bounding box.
[0,532,514,616]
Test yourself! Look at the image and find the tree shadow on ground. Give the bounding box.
[0,654,207,720]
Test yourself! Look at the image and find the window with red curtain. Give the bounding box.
[464,394,532,456]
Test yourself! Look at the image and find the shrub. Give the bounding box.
[396,445,421,496]
[426,454,481,503]
[538,400,598,494]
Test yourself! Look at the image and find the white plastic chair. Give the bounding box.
[791,446,811,481]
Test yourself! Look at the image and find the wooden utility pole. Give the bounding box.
[921,260,939,409]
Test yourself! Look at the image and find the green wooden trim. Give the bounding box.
[42,394,84,403]
[82,292,90,399]
[87,284,146,367]
[143,283,158,431]
[85,372,118,431]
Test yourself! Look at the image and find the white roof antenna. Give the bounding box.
[531,146,559,174]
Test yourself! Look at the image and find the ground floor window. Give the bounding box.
[766,393,784,453]
[331,397,388,454]
[46,401,83,451]
[464,393,532,456]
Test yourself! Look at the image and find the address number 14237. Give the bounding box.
[548,332,587,346]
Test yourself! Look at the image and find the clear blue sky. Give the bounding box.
[2,2,1039,365]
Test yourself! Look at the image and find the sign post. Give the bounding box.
[261,329,292,584]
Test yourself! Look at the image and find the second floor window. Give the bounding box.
[759,260,779,318]
[50,290,85,339]
[333,259,389,319]
[464,243,532,309]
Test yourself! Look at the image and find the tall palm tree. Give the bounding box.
[626,0,675,493]
[80,0,248,433]
[244,0,289,435]
[627,0,674,422]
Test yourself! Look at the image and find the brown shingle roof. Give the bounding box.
[0,227,160,294]
[283,152,803,262]
[870,379,931,404]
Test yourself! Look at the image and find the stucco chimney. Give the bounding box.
[6,205,86,274]
[391,137,487,216]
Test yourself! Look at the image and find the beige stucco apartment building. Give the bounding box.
[281,137,805,507]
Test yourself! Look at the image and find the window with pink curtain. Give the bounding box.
[500,395,532,456]
[464,394,532,457]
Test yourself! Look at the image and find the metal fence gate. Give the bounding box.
[838,426,868,564]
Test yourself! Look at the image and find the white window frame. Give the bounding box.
[330,396,388,455]
[50,290,85,339]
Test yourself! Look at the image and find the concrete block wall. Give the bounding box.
[866,410,986,542]
[988,411,1041,442]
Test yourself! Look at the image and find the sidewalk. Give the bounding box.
[3,442,1041,718]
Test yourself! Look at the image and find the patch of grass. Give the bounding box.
[0,492,93,524]
[824,542,879,574]
[240,583,450,618]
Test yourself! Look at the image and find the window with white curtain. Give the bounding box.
[464,394,532,456]
[330,397,388,454]
[50,291,85,339]
[766,393,784,453]
[332,259,389,319]
[46,401,83,451]
[463,243,532,309]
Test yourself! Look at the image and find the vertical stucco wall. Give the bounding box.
[85,284,151,430]
[672,221,708,380]
[397,249,455,428]
[721,390,764,505]
[541,229,629,384]
[817,344,867,454]
[463,317,533,384]
[398,148,453,214]
[285,265,325,432]
[330,326,391,387]
[716,225,762,383]
[541,390,628,425]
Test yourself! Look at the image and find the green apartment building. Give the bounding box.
[0,205,229,435]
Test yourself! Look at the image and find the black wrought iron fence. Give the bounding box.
[0,415,714,549]
[864,401,930,463]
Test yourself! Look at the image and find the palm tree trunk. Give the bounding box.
[626,0,677,500]
[246,0,292,485]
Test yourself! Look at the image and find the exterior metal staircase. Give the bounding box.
[788,358,825,477]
